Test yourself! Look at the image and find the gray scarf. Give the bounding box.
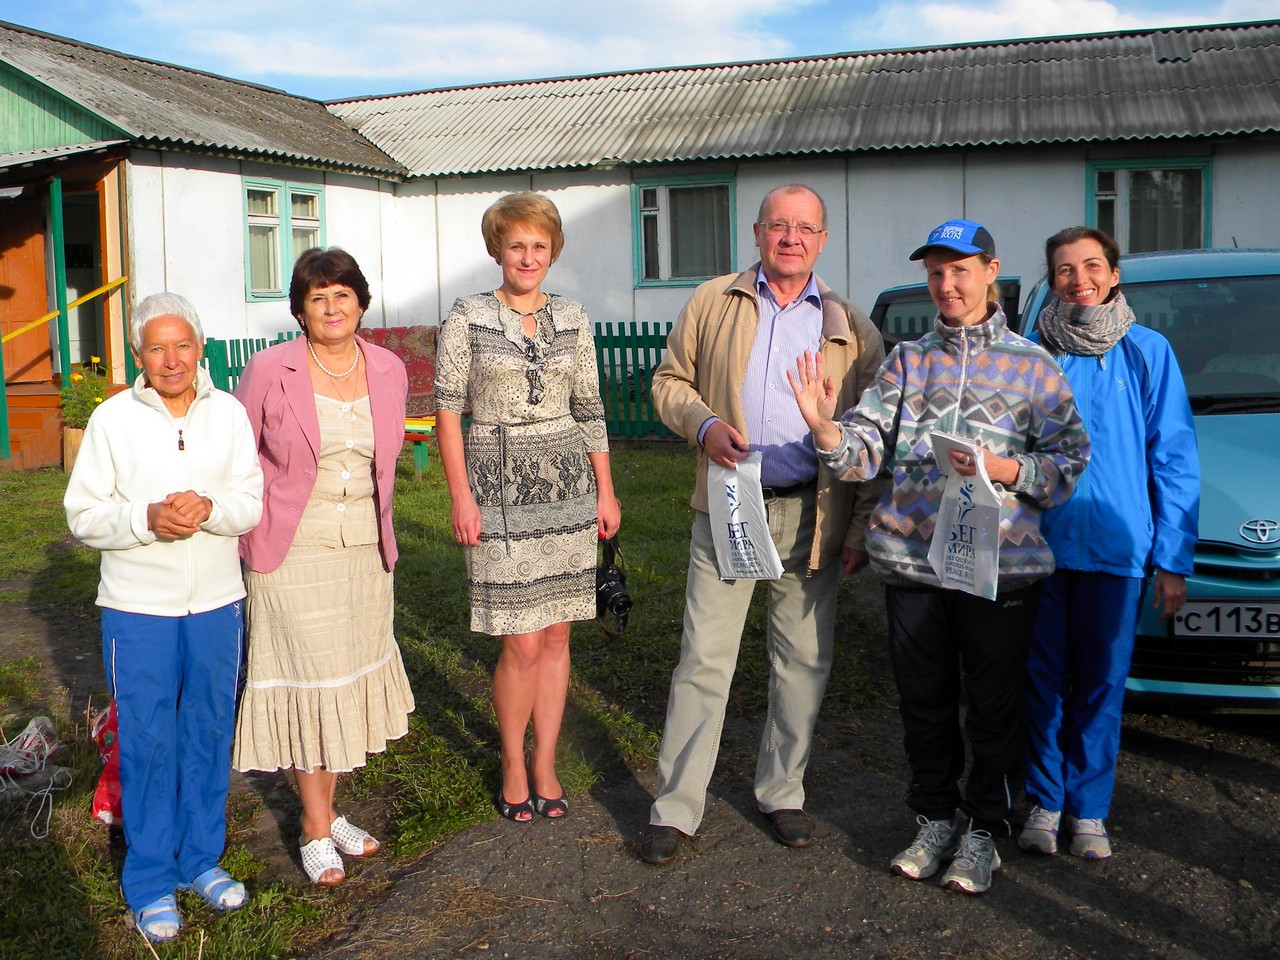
[1037,290,1135,357]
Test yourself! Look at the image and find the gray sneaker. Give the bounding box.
[940,824,1001,894]
[1068,817,1112,859]
[890,814,957,880]
[1018,804,1061,855]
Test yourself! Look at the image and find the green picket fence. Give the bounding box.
[203,322,674,438]
[203,331,300,393]
[595,320,673,438]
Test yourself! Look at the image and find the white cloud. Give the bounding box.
[120,0,816,91]
[851,0,1278,50]
[4,0,1271,98]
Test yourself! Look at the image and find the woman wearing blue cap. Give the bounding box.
[789,218,1090,894]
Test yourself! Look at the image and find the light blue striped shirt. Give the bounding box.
[742,268,824,487]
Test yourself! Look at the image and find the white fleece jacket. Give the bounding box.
[64,367,264,616]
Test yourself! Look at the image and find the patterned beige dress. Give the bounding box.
[232,395,414,773]
[435,293,609,636]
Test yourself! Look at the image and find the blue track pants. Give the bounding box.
[1024,570,1144,820]
[102,601,243,911]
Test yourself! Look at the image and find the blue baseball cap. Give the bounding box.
[909,218,996,261]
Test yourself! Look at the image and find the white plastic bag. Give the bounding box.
[927,431,1001,600]
[706,452,784,581]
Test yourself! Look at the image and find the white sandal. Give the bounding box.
[299,836,345,886]
[330,815,381,857]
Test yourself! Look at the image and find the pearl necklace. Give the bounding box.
[308,338,360,380]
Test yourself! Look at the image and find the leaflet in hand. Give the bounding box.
[930,430,981,477]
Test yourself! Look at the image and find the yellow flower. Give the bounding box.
[71,372,84,382]
[94,396,103,403]
[90,356,101,364]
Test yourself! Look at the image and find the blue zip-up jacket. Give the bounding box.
[1032,324,1198,577]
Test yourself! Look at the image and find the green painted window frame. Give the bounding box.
[631,174,736,288]
[1085,158,1212,252]
[242,178,326,302]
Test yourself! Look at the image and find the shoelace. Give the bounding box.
[908,816,953,853]
[952,829,995,866]
[1073,817,1106,836]
[0,717,68,839]
[1025,806,1060,831]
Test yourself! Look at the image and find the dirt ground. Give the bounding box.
[3,570,1280,960]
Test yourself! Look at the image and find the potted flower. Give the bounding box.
[61,356,108,472]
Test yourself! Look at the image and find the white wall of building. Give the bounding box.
[382,181,439,328]
[133,153,261,334]
[1210,141,1280,250]
[122,137,1280,347]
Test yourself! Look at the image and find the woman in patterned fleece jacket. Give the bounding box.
[791,219,1089,897]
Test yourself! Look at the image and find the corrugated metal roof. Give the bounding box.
[0,22,403,176]
[0,139,127,172]
[328,21,1280,178]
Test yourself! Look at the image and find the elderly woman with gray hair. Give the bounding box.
[64,292,263,943]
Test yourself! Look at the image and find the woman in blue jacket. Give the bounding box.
[1021,226,1199,859]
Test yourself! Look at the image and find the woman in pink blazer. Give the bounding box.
[232,248,415,887]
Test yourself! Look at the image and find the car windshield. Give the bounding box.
[1122,275,1280,413]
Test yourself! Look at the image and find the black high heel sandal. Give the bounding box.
[532,791,569,819]
[496,794,534,823]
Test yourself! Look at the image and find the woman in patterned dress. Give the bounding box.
[436,192,620,822]
[233,248,415,885]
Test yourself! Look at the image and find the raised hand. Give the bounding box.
[786,350,843,451]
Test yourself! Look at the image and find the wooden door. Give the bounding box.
[0,193,52,383]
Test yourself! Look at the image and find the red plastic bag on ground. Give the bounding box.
[91,703,122,826]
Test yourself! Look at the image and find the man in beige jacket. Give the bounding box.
[641,184,885,865]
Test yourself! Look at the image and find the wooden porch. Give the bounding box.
[0,383,63,471]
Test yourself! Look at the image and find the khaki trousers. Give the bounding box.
[649,488,839,834]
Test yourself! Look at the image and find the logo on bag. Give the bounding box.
[725,482,756,550]
[947,481,977,560]
[724,480,762,572]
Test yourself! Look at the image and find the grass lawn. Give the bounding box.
[0,441,884,958]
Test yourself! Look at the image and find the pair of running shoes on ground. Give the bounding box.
[892,806,1111,895]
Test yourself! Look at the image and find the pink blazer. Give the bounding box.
[235,335,408,574]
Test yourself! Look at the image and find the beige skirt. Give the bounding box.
[232,541,415,774]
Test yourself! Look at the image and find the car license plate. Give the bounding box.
[1172,601,1280,638]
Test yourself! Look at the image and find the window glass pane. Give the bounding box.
[882,297,936,349]
[1096,170,1116,195]
[293,227,320,258]
[641,214,659,281]
[1124,276,1280,401]
[1097,198,1115,238]
[1129,168,1202,253]
[249,224,279,294]
[247,188,277,217]
[641,188,658,209]
[669,185,730,279]
[291,192,318,219]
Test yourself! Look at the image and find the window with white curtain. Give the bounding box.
[633,177,734,285]
[1090,160,1209,253]
[244,179,324,300]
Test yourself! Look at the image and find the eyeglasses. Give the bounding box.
[757,220,825,237]
[524,339,546,405]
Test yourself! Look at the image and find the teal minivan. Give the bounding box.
[1020,249,1280,709]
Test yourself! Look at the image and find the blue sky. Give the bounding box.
[1,0,1273,100]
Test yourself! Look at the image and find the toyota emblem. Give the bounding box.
[1240,519,1280,544]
